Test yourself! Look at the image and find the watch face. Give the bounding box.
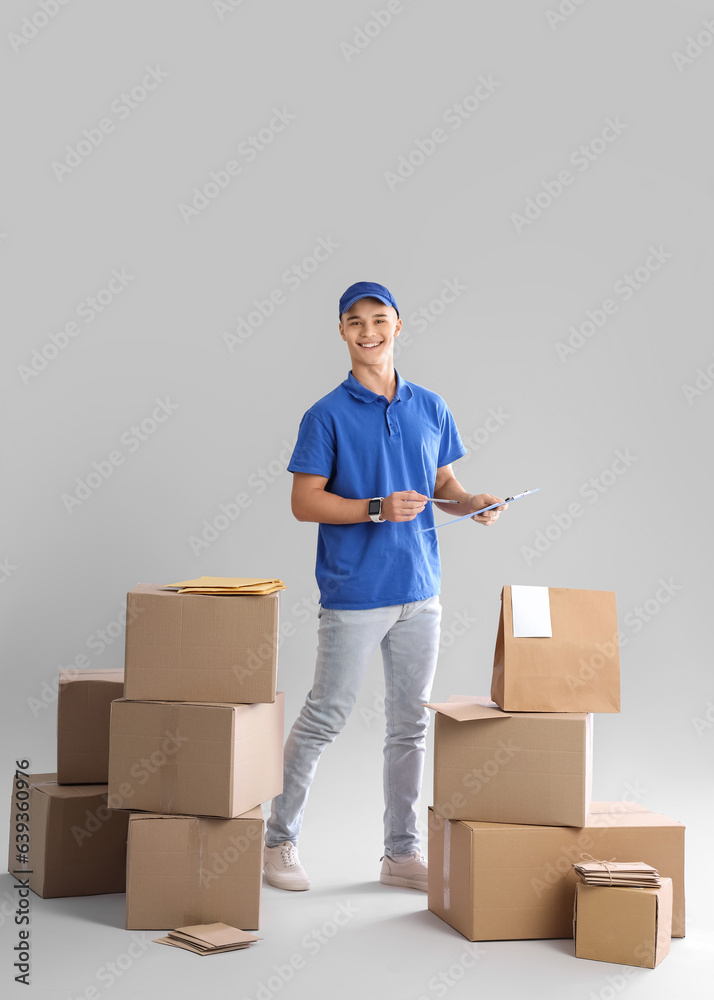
[368,499,381,516]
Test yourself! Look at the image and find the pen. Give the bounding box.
[424,498,462,504]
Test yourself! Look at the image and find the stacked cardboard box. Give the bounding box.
[427,585,686,961]
[8,668,129,898]
[109,583,286,931]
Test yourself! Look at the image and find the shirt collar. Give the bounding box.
[342,370,413,403]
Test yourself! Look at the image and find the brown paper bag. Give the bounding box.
[491,585,620,712]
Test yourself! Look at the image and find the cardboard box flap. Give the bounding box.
[425,695,512,723]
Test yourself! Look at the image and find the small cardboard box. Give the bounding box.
[491,585,620,712]
[428,695,592,827]
[574,878,672,968]
[108,693,284,818]
[124,583,279,703]
[57,668,125,784]
[428,802,685,942]
[126,808,263,930]
[7,772,128,898]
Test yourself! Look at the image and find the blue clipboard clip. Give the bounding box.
[416,488,541,532]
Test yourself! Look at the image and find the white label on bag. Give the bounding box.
[511,584,552,637]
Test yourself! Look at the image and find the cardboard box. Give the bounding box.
[124,583,279,703]
[126,808,263,930]
[574,878,672,968]
[7,772,128,898]
[428,695,592,827]
[491,585,620,712]
[108,693,284,818]
[57,668,124,784]
[428,802,685,942]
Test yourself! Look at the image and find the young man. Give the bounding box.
[264,281,507,891]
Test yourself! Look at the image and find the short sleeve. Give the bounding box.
[437,404,467,467]
[287,411,336,478]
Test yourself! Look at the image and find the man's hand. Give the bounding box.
[380,490,428,522]
[468,493,508,526]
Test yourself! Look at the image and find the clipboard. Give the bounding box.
[416,489,541,532]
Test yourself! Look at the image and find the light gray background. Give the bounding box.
[2,0,713,997]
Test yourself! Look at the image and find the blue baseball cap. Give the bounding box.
[339,281,399,319]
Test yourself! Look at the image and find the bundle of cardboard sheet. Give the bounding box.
[163,576,286,595]
[572,859,662,888]
[426,583,685,969]
[154,923,260,956]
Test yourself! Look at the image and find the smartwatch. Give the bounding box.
[368,497,384,523]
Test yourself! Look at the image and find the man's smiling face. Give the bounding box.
[339,296,402,367]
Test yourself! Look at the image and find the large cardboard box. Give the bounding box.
[57,668,124,784]
[428,802,685,942]
[491,585,620,712]
[7,772,128,898]
[108,693,284,818]
[126,808,263,930]
[574,879,672,968]
[124,583,279,703]
[428,695,592,827]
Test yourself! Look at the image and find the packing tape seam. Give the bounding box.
[443,820,451,913]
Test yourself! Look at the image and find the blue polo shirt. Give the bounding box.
[288,370,467,609]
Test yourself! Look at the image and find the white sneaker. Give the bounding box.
[379,850,428,891]
[264,841,311,891]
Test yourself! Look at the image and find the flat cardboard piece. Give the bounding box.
[126,809,264,930]
[108,694,284,818]
[428,802,685,942]
[8,772,128,898]
[574,879,672,968]
[124,584,279,703]
[429,696,592,827]
[491,585,620,712]
[57,669,124,784]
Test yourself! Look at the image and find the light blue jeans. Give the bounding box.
[266,596,442,856]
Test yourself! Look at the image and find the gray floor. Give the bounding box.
[3,789,712,1000]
